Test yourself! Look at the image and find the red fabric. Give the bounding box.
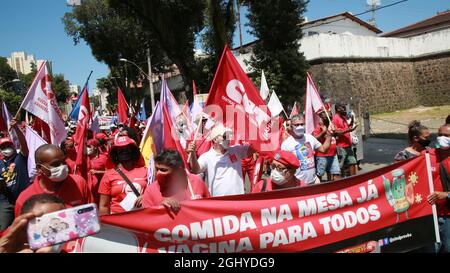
[289,102,299,118]
[312,124,337,156]
[31,116,51,143]
[142,173,210,207]
[332,114,352,148]
[204,46,274,153]
[427,149,450,216]
[252,177,302,193]
[72,86,90,179]
[14,174,93,217]
[94,155,434,253]
[98,166,148,214]
[162,104,188,167]
[117,88,129,124]
[88,153,109,205]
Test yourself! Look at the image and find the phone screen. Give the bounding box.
[27,203,101,250]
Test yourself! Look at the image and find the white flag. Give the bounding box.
[20,61,67,145]
[267,91,284,117]
[2,102,20,149]
[260,70,270,100]
[305,73,325,135]
[25,125,47,179]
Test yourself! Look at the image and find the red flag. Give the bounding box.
[72,86,90,178]
[290,102,299,118]
[117,88,129,124]
[0,104,7,132]
[205,46,277,153]
[31,116,51,144]
[304,72,325,135]
[162,104,188,167]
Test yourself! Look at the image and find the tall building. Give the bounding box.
[6,51,45,75]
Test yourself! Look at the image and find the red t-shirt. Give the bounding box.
[312,124,337,157]
[98,166,148,214]
[332,114,352,148]
[142,173,210,207]
[14,174,93,217]
[252,178,302,193]
[89,153,108,171]
[428,149,450,216]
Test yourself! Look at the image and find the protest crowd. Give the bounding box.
[0,49,449,254]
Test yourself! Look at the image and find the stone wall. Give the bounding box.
[308,52,450,114]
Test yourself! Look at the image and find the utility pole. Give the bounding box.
[147,47,155,113]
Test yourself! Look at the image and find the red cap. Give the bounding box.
[95,133,108,140]
[87,139,100,147]
[112,136,137,148]
[0,138,13,147]
[272,150,300,169]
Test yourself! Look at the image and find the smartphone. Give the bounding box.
[27,203,101,250]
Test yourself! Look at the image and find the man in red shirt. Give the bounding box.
[332,103,358,176]
[252,150,302,193]
[142,149,210,213]
[14,144,93,217]
[313,110,341,182]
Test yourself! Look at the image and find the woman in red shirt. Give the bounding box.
[87,139,108,205]
[142,149,210,213]
[98,136,148,215]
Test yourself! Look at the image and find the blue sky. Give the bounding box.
[0,0,448,92]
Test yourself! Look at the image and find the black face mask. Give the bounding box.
[418,138,431,147]
[117,151,134,162]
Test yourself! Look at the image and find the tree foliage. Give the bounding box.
[244,0,309,106]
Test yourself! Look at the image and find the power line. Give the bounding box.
[302,0,409,31]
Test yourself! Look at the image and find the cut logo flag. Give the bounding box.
[2,101,20,149]
[20,61,67,145]
[267,91,284,117]
[260,70,270,100]
[140,102,162,184]
[190,81,203,128]
[204,46,276,153]
[304,72,325,135]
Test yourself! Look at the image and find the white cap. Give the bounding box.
[209,124,232,140]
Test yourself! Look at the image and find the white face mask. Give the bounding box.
[219,140,230,150]
[437,136,450,148]
[271,169,288,185]
[1,147,16,158]
[293,125,305,138]
[42,164,69,182]
[87,147,94,155]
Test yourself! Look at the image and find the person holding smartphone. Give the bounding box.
[98,136,147,215]
[0,194,66,253]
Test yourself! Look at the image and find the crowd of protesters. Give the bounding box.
[0,99,448,253]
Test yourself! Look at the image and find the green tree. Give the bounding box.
[0,89,23,114]
[244,0,309,105]
[62,0,172,92]
[52,74,70,105]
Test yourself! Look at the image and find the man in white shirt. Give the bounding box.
[187,125,253,197]
[281,114,332,185]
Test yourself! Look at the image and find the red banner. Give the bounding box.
[65,154,438,253]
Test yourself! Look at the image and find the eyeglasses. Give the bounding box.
[270,164,288,173]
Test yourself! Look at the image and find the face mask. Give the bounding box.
[117,151,134,162]
[42,164,69,182]
[418,138,431,147]
[1,147,16,158]
[87,147,94,156]
[218,140,230,149]
[271,169,288,185]
[437,136,450,148]
[118,127,124,132]
[156,172,170,185]
[293,125,305,138]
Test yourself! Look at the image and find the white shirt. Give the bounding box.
[281,134,322,184]
[198,145,249,197]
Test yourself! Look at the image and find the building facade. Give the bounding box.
[6,51,45,75]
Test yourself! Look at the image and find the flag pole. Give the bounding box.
[187,113,204,163]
